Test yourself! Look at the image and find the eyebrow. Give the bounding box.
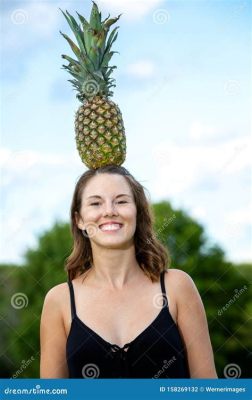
[87,194,132,200]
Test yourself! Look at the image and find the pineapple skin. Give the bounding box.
[75,96,126,170]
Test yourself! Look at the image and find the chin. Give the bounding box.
[93,237,134,250]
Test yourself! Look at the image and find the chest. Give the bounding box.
[64,280,177,347]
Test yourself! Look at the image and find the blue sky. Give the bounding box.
[1,0,251,265]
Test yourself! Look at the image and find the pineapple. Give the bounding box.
[60,2,126,169]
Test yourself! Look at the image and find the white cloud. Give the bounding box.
[221,205,252,262]
[99,0,164,20]
[151,135,251,197]
[225,205,252,226]
[0,147,79,170]
[221,140,251,174]
[190,206,207,220]
[230,248,252,264]
[148,132,252,264]
[189,120,222,141]
[0,147,81,187]
[2,2,61,51]
[126,60,156,78]
[0,146,84,264]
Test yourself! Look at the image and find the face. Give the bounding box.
[75,173,137,249]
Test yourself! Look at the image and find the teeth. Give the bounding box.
[100,224,121,231]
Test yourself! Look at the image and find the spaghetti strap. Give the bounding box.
[67,279,76,320]
[160,270,169,308]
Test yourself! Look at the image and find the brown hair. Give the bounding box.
[65,165,170,282]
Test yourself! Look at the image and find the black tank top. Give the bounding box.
[66,270,190,378]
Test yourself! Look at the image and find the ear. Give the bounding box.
[74,211,85,230]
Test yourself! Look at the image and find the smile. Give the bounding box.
[99,223,123,232]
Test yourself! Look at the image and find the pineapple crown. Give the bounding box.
[60,1,121,102]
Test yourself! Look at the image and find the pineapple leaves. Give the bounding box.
[92,70,104,80]
[76,12,89,30]
[60,9,87,56]
[104,14,121,30]
[60,30,96,73]
[104,27,119,57]
[68,79,84,100]
[103,66,117,80]
[102,13,110,25]
[60,31,82,61]
[62,54,90,77]
[102,51,118,68]
[62,65,83,80]
[62,54,80,68]
[90,1,101,31]
[89,50,99,70]
[76,13,94,55]
[60,2,121,100]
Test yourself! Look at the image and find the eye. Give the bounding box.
[117,200,127,204]
[90,202,100,206]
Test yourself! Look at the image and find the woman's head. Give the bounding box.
[65,165,170,281]
[75,170,137,252]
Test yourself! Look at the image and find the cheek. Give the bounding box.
[123,206,137,223]
[82,208,100,221]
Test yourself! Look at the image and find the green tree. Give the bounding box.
[0,264,21,377]
[0,221,72,378]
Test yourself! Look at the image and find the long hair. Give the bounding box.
[65,165,170,282]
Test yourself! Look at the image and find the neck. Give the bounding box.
[88,243,143,290]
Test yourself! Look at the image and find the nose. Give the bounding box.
[102,201,119,216]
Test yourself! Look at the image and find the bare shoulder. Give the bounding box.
[165,268,200,303]
[44,282,69,299]
[166,267,207,330]
[42,282,69,313]
[41,282,70,339]
[40,282,70,378]
[165,268,195,286]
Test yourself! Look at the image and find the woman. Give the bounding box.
[40,165,217,378]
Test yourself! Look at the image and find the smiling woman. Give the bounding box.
[67,165,168,282]
[40,165,217,379]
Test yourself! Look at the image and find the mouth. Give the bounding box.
[99,223,123,232]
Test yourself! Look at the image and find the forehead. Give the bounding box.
[83,173,132,197]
